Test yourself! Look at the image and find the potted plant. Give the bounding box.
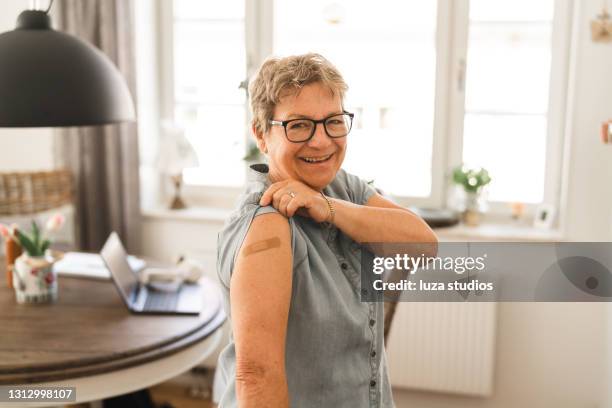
[243,141,266,165]
[1,215,65,304]
[451,165,492,226]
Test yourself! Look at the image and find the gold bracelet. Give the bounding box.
[320,192,335,225]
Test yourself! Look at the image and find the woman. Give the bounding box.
[216,53,437,407]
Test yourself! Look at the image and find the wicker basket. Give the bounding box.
[0,170,73,216]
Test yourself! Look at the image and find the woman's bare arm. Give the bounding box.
[330,193,438,256]
[230,212,292,408]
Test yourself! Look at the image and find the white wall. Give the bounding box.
[393,303,606,408]
[560,4,612,406]
[0,128,54,171]
[562,0,612,241]
[0,0,55,172]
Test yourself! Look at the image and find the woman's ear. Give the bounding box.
[252,123,268,154]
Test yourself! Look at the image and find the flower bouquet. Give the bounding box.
[451,165,492,226]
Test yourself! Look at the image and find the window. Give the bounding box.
[173,0,247,187]
[151,0,570,211]
[461,0,555,203]
[274,0,438,198]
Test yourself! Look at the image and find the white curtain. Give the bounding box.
[53,0,141,252]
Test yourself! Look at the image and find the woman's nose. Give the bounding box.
[307,123,331,148]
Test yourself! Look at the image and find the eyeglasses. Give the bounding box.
[269,111,354,143]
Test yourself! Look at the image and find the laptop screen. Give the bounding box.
[100,232,138,303]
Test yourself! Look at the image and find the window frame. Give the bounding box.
[446,0,573,219]
[151,0,573,219]
[157,0,264,208]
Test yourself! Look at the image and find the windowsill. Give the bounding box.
[434,222,564,242]
[143,205,565,241]
[142,206,233,223]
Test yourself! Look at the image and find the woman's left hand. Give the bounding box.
[260,180,331,223]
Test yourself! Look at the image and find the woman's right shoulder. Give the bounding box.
[217,200,290,286]
[217,186,309,288]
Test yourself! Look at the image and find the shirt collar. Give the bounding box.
[245,163,272,196]
[248,163,270,182]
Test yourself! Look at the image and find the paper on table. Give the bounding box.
[53,252,146,280]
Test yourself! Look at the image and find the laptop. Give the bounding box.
[100,232,202,315]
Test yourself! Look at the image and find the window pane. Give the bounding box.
[173,1,246,187]
[465,23,552,113]
[463,114,547,203]
[469,0,554,22]
[179,104,246,187]
[174,22,245,105]
[273,0,438,197]
[174,0,244,20]
[462,2,554,203]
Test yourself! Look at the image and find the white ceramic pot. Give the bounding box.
[463,191,486,226]
[12,254,58,304]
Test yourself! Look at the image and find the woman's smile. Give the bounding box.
[294,147,343,189]
[298,152,335,164]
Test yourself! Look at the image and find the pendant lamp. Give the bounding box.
[0,4,135,127]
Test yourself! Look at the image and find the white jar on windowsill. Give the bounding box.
[463,191,488,226]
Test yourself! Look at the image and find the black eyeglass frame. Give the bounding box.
[268,111,355,143]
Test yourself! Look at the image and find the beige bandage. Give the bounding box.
[243,237,282,256]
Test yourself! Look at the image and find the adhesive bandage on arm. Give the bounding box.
[243,237,282,256]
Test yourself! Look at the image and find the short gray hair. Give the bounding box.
[249,53,348,134]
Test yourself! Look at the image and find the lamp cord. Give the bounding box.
[45,0,55,14]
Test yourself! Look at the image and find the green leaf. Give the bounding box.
[41,240,51,254]
[243,143,263,162]
[452,164,491,193]
[452,167,467,185]
[16,229,40,257]
[31,220,41,253]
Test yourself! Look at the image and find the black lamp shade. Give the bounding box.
[0,10,135,127]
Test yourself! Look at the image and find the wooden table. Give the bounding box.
[0,262,226,406]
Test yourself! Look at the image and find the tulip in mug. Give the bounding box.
[1,214,66,304]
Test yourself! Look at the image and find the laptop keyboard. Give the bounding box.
[144,291,179,311]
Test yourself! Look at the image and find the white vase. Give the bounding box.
[12,254,58,304]
[463,191,486,226]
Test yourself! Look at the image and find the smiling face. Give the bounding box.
[255,82,347,191]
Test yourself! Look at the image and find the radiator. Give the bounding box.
[385,302,497,396]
